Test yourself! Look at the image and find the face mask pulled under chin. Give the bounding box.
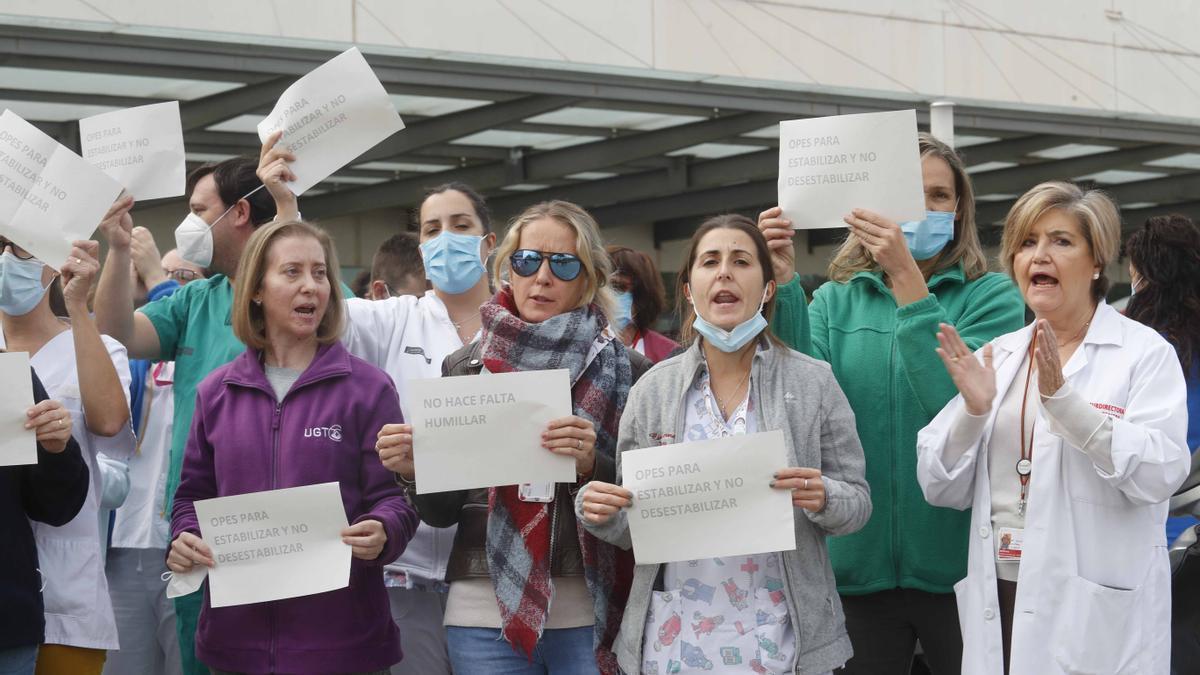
[689,287,770,353]
[175,212,215,269]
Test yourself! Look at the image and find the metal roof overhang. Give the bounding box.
[3,24,1199,245]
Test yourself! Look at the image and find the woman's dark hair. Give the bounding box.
[1125,214,1200,378]
[676,214,780,347]
[415,182,492,233]
[607,245,667,333]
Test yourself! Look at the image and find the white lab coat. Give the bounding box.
[916,302,1189,675]
[342,290,465,587]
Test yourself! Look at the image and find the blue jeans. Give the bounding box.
[0,646,37,675]
[445,626,599,675]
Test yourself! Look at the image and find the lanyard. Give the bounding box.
[1016,341,1036,516]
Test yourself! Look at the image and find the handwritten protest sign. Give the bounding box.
[80,101,185,200]
[194,482,350,607]
[777,109,925,229]
[0,351,35,466]
[257,47,405,195]
[0,110,122,265]
[622,430,795,564]
[405,369,574,494]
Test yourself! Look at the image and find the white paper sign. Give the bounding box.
[194,482,350,608]
[79,101,185,200]
[406,369,575,494]
[257,47,405,195]
[0,110,123,266]
[622,430,796,565]
[0,351,35,466]
[777,109,925,229]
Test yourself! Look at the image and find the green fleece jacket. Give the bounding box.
[772,265,1025,594]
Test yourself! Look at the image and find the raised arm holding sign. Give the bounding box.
[256,47,405,196]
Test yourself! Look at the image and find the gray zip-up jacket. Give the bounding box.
[577,337,871,674]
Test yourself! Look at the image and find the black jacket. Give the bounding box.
[0,370,89,650]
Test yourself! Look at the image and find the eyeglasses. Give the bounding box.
[164,268,200,283]
[0,238,35,261]
[509,249,583,282]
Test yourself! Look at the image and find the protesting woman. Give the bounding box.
[1124,214,1200,542]
[578,215,871,675]
[168,220,417,674]
[759,133,1025,673]
[260,134,497,672]
[917,182,1189,674]
[0,368,89,675]
[377,200,645,674]
[606,245,679,362]
[0,236,133,675]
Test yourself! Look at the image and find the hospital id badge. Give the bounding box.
[996,527,1024,562]
[519,482,556,503]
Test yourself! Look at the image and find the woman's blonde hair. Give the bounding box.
[232,220,344,350]
[492,200,614,321]
[827,132,988,282]
[999,181,1120,301]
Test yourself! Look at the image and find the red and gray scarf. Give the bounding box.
[479,288,634,674]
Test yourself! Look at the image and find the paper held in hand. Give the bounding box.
[193,482,350,608]
[0,109,123,266]
[405,369,575,494]
[621,429,796,565]
[257,47,405,195]
[777,109,925,230]
[79,101,186,201]
[0,351,36,467]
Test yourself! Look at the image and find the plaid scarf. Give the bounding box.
[480,288,634,674]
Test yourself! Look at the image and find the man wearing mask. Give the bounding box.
[93,155,277,675]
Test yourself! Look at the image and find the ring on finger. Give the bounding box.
[576,439,582,450]
[804,478,809,490]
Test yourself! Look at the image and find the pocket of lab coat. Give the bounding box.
[1051,575,1144,674]
[38,536,100,619]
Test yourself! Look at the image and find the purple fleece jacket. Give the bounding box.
[172,342,415,674]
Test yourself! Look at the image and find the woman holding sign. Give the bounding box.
[378,200,649,675]
[168,219,417,675]
[758,132,1025,674]
[917,183,1188,674]
[578,215,871,675]
[261,131,499,675]
[0,236,134,675]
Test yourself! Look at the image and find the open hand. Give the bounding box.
[935,323,996,416]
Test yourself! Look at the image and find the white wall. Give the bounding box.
[9,0,1200,118]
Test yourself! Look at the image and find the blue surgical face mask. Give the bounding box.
[690,287,769,353]
[900,208,956,261]
[420,231,486,295]
[0,251,50,316]
[613,290,634,331]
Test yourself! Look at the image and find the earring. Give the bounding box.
[1092,272,1100,280]
[253,298,262,305]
